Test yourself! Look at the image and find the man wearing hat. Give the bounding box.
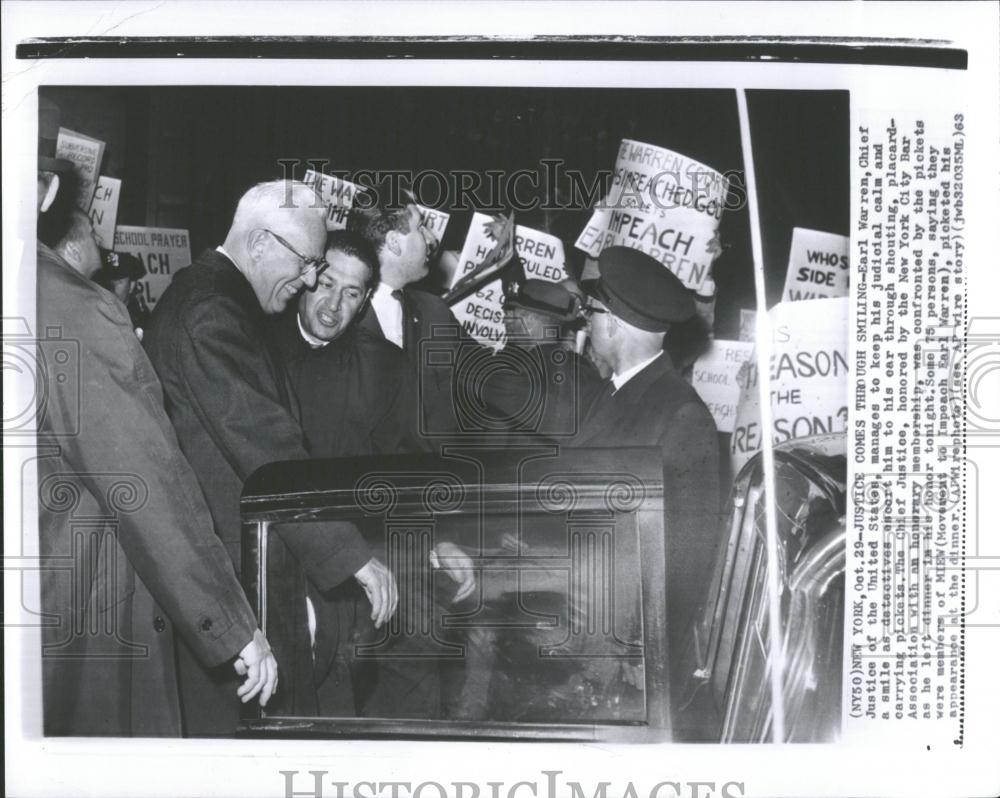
[36,97,79,244]
[576,246,721,712]
[502,278,582,345]
[478,279,602,440]
[95,249,151,337]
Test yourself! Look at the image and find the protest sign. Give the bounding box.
[738,308,756,342]
[575,206,612,259]
[56,127,105,210]
[417,204,450,244]
[691,340,755,433]
[112,226,192,309]
[88,176,121,248]
[303,169,361,230]
[448,216,567,349]
[781,227,850,301]
[515,226,567,283]
[574,139,728,292]
[448,212,511,349]
[730,297,848,472]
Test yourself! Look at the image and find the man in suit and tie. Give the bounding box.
[144,180,398,733]
[348,202,479,443]
[575,246,722,709]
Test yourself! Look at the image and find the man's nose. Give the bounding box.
[301,269,319,290]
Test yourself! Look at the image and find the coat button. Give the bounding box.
[200,618,213,632]
[153,616,166,633]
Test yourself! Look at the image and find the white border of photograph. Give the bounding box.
[3,3,999,798]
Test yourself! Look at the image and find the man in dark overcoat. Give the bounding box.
[273,228,474,717]
[144,180,397,734]
[575,246,722,706]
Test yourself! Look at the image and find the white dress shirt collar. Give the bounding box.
[215,244,236,266]
[612,350,663,392]
[371,281,405,348]
[297,313,329,349]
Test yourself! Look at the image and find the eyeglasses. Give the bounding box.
[261,229,328,279]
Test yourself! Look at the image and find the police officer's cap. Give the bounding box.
[589,246,695,332]
[505,280,582,323]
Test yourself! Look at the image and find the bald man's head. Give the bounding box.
[222,180,329,314]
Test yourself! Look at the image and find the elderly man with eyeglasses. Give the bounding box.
[145,180,398,735]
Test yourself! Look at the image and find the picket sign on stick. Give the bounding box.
[736,89,786,744]
[781,227,850,301]
[690,340,755,433]
[573,141,727,292]
[303,169,361,230]
[730,298,848,468]
[55,127,105,211]
[112,225,191,310]
[445,212,516,349]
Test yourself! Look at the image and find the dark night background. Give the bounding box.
[40,86,848,339]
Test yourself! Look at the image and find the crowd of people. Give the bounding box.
[35,99,722,737]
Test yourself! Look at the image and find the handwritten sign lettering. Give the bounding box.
[781,227,850,301]
[113,225,191,309]
[575,139,727,291]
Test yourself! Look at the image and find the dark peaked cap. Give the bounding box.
[589,246,695,332]
[505,279,581,323]
[97,249,147,282]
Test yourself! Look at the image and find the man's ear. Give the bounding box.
[40,174,60,213]
[385,231,403,257]
[246,228,269,261]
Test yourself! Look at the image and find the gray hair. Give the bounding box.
[231,180,325,227]
[224,180,327,257]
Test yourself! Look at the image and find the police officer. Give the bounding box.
[576,246,722,703]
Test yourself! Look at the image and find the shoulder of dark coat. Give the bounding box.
[351,326,410,374]
[159,249,260,328]
[168,249,247,300]
[267,307,307,364]
[646,355,715,417]
[404,286,456,323]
